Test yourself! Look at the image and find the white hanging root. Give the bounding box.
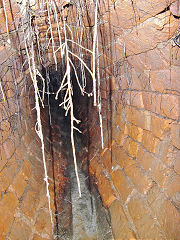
[21,0,103,215]
[51,0,63,57]
[68,50,96,85]
[53,1,103,197]
[63,16,81,197]
[77,1,87,91]
[67,39,93,54]
[96,30,104,149]
[31,42,54,231]
[24,18,54,232]
[36,69,46,103]
[2,0,10,44]
[47,0,57,69]
[0,79,6,102]
[92,0,98,106]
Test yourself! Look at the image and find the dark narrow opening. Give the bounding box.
[37,63,112,240]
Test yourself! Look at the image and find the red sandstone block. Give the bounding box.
[142,92,156,113]
[34,209,52,236]
[123,91,144,108]
[112,169,133,202]
[124,162,153,195]
[0,120,11,144]
[0,156,17,193]
[120,74,129,90]
[15,146,25,161]
[116,102,123,115]
[170,0,180,16]
[9,218,32,239]
[109,200,136,239]
[4,69,15,86]
[137,216,166,239]
[100,78,110,92]
[103,42,125,64]
[97,173,116,208]
[21,184,41,219]
[0,192,19,238]
[129,68,143,90]
[174,154,180,175]
[152,160,174,189]
[166,174,180,197]
[147,183,161,206]
[122,12,178,56]
[146,48,170,70]
[136,146,156,172]
[112,144,130,169]
[126,122,143,142]
[125,106,151,131]
[130,91,144,108]
[3,138,15,159]
[141,92,156,113]
[101,148,112,173]
[111,76,121,90]
[159,143,179,168]
[127,54,148,73]
[142,130,160,153]
[128,194,149,222]
[151,115,172,139]
[99,53,113,70]
[128,194,165,239]
[128,47,170,73]
[135,0,176,23]
[0,146,8,172]
[124,68,151,92]
[98,0,116,17]
[4,98,17,116]
[89,156,104,178]
[150,68,180,93]
[124,137,138,158]
[103,0,136,32]
[155,39,180,66]
[0,46,9,66]
[115,114,126,132]
[171,123,180,149]
[98,22,115,50]
[151,193,180,239]
[0,0,20,34]
[113,127,127,147]
[9,170,27,198]
[155,94,180,120]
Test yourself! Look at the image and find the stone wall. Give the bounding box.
[87,0,180,239]
[0,58,55,239]
[0,1,55,239]
[0,0,180,239]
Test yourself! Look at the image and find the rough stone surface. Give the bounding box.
[86,0,180,239]
[0,0,180,239]
[109,200,136,239]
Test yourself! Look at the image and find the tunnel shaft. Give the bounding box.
[0,0,180,240]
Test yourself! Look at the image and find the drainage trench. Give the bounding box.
[40,65,113,240]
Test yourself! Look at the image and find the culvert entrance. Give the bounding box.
[40,64,113,240]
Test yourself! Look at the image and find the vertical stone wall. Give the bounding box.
[0,1,55,239]
[87,0,180,239]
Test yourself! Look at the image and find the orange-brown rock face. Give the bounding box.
[0,0,180,239]
[86,0,180,239]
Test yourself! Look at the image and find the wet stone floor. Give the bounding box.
[48,103,114,240]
